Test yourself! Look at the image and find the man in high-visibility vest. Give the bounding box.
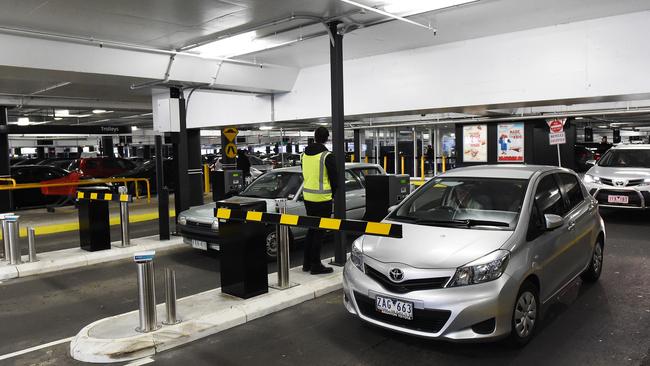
[301,127,338,274]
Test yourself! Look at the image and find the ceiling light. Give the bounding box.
[17,117,30,126]
[55,109,70,117]
[598,125,608,128]
[318,122,329,126]
[194,31,276,58]
[92,109,107,114]
[339,0,434,31]
[260,126,273,130]
[383,0,478,15]
[54,117,63,121]
[131,126,139,131]
[575,116,584,120]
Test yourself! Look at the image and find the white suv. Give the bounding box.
[583,144,650,208]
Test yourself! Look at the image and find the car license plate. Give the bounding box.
[184,237,208,250]
[375,295,413,320]
[607,195,629,204]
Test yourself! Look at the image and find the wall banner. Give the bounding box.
[497,123,525,162]
[462,124,487,162]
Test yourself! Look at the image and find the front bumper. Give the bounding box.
[177,222,220,250]
[342,261,517,341]
[585,183,650,209]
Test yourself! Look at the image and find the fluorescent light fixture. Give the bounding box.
[54,117,63,121]
[55,109,70,117]
[17,117,30,126]
[598,125,608,128]
[259,126,273,130]
[575,116,584,120]
[131,126,139,131]
[92,109,107,114]
[318,122,329,126]
[194,31,278,58]
[339,0,434,31]
[383,0,478,15]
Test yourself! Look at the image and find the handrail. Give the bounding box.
[0,178,151,202]
[0,178,17,187]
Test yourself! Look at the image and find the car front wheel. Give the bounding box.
[581,239,604,282]
[509,281,540,347]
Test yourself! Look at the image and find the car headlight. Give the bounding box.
[178,216,187,226]
[350,237,364,272]
[583,174,600,184]
[448,250,510,287]
[211,219,219,230]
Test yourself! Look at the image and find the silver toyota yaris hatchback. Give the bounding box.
[343,165,605,345]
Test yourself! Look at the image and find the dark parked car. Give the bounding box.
[574,145,595,172]
[112,159,177,195]
[68,157,137,178]
[36,158,76,170]
[10,165,73,209]
[267,153,301,168]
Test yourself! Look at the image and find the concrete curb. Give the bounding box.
[0,236,185,281]
[69,262,344,363]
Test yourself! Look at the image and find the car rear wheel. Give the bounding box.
[581,239,604,282]
[508,281,539,347]
[265,228,293,260]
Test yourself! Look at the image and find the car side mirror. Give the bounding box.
[586,160,596,167]
[387,204,398,214]
[544,214,563,230]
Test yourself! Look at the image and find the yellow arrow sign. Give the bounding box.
[225,143,237,158]
[223,127,238,142]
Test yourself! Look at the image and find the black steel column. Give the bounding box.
[0,106,12,212]
[353,129,361,162]
[155,135,170,240]
[187,128,203,206]
[171,87,191,216]
[100,136,113,157]
[329,21,347,265]
[36,146,45,158]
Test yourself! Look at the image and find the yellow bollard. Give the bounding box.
[442,156,447,173]
[351,154,355,163]
[421,156,425,181]
[204,164,210,193]
[364,156,368,163]
[401,156,405,175]
[383,155,387,171]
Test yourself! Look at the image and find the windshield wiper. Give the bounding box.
[413,218,510,228]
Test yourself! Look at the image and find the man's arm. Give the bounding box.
[325,153,339,194]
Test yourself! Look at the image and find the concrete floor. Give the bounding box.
[3,210,649,365]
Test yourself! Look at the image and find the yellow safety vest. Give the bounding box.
[301,151,332,202]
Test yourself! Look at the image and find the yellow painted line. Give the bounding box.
[280,214,299,226]
[319,218,341,230]
[246,211,263,222]
[0,209,176,239]
[365,222,392,236]
[216,208,231,219]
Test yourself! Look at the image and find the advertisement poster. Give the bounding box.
[462,125,487,162]
[497,123,525,162]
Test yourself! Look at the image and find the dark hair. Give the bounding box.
[314,126,329,143]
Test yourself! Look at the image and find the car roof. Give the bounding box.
[271,162,383,173]
[440,164,564,179]
[610,144,650,150]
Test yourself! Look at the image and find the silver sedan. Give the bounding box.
[343,165,605,345]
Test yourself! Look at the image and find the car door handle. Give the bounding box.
[567,222,576,231]
[360,194,366,198]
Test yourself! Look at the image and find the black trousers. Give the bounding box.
[303,200,333,267]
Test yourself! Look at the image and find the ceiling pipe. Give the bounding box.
[130,54,176,90]
[344,108,650,130]
[0,26,261,67]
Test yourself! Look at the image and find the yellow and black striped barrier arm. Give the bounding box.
[215,208,402,238]
[76,191,132,203]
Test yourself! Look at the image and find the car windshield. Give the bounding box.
[598,149,650,168]
[390,177,528,230]
[239,171,303,199]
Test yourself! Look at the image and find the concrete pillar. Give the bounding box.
[0,106,12,211]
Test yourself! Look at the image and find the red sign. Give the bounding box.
[547,119,566,133]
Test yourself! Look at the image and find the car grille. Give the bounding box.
[354,291,451,333]
[364,264,449,294]
[595,190,643,207]
[187,220,212,229]
[600,178,644,187]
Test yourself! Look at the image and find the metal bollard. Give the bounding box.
[119,186,130,247]
[6,216,22,265]
[0,213,13,262]
[134,251,159,333]
[28,227,38,262]
[270,199,294,290]
[163,268,181,325]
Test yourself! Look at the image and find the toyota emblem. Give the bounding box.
[389,268,404,282]
[614,179,626,187]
